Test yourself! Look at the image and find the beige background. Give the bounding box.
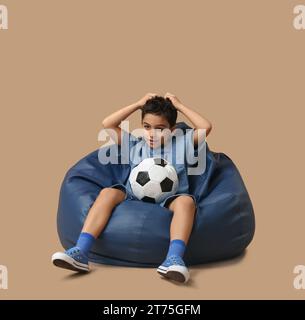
[0,0,305,299]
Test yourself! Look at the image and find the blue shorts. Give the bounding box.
[109,183,197,210]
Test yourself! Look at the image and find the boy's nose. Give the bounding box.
[149,130,156,138]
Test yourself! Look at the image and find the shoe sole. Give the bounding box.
[157,265,189,283]
[52,252,89,273]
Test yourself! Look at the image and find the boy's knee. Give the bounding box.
[169,195,195,210]
[175,196,195,207]
[99,187,126,199]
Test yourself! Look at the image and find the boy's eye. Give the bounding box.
[143,125,150,129]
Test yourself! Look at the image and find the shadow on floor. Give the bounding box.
[61,250,248,287]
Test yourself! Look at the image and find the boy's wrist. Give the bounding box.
[175,102,184,111]
[133,102,142,110]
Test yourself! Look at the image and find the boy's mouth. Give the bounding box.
[148,139,165,149]
[147,138,158,147]
[149,138,161,145]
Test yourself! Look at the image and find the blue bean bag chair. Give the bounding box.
[56,122,255,267]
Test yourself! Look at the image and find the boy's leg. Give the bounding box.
[167,195,196,245]
[52,187,126,272]
[157,195,196,283]
[81,187,126,237]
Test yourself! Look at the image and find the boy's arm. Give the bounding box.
[164,93,212,147]
[102,93,157,145]
[102,102,140,145]
[176,102,212,136]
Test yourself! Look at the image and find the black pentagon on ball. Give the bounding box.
[160,177,174,192]
[136,171,150,186]
[141,196,156,203]
[154,158,167,167]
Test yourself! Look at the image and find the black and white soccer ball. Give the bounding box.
[129,157,179,203]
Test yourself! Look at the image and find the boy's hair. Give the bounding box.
[141,96,177,128]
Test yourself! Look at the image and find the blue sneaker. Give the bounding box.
[52,247,89,272]
[157,255,190,283]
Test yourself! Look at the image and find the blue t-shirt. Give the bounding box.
[120,127,206,206]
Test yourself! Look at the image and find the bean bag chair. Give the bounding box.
[56,122,255,267]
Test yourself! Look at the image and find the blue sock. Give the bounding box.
[76,232,95,256]
[166,239,186,259]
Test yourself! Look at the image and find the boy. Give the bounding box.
[52,92,212,283]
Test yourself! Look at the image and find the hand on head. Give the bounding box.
[136,92,182,109]
[164,92,182,108]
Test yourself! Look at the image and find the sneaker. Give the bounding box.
[52,247,89,272]
[157,255,190,283]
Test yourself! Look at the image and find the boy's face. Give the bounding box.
[142,113,175,149]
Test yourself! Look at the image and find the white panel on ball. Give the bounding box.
[130,181,145,200]
[142,180,162,199]
[148,165,168,182]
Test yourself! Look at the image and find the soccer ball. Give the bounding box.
[129,157,179,203]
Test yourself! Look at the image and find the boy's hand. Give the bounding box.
[136,93,158,109]
[164,92,182,109]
